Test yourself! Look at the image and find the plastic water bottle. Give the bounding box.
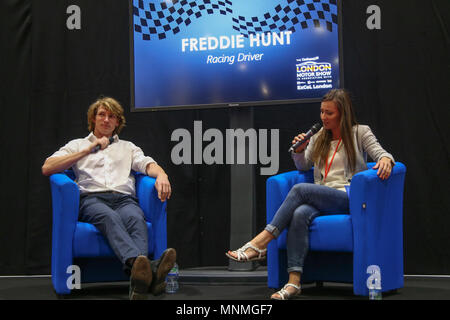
[369,287,382,300]
[165,262,179,294]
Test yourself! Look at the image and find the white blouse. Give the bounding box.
[320,139,349,192]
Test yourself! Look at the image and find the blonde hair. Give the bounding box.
[311,89,358,173]
[87,97,126,135]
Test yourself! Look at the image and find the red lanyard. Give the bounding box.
[324,138,342,183]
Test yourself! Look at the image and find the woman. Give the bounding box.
[226,89,395,300]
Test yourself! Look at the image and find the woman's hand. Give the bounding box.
[373,157,393,180]
[291,133,309,153]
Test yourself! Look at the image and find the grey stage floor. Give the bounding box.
[0,266,449,301]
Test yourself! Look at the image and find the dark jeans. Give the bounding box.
[79,192,148,267]
[265,183,349,273]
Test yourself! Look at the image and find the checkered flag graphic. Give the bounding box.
[133,0,338,41]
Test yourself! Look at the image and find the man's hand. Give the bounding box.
[155,173,171,202]
[372,157,393,180]
[86,136,111,153]
[146,163,172,202]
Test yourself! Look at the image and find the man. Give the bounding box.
[42,96,176,299]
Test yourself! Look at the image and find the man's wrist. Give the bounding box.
[157,172,168,179]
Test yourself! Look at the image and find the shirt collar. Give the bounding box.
[87,132,119,142]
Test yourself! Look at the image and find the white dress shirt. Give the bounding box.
[48,133,156,196]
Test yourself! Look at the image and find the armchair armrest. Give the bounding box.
[49,173,80,294]
[349,162,406,294]
[135,173,167,259]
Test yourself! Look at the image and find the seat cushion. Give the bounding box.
[277,214,353,252]
[73,221,154,258]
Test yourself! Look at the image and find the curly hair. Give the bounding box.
[87,96,126,135]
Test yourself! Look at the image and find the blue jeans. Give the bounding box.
[79,192,148,265]
[265,183,349,274]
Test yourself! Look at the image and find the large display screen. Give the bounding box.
[130,0,342,111]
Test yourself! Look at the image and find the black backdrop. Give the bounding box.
[1,0,449,276]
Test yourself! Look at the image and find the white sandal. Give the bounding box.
[226,242,267,262]
[271,283,301,300]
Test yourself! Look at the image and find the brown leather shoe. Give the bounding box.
[149,248,177,295]
[129,255,152,300]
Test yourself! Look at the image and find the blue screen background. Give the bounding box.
[132,0,340,109]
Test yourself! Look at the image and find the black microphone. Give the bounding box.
[92,136,115,153]
[288,123,322,153]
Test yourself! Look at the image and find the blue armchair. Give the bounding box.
[266,162,406,296]
[50,170,168,295]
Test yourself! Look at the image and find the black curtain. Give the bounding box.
[0,0,449,275]
[0,0,32,275]
[340,0,450,274]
